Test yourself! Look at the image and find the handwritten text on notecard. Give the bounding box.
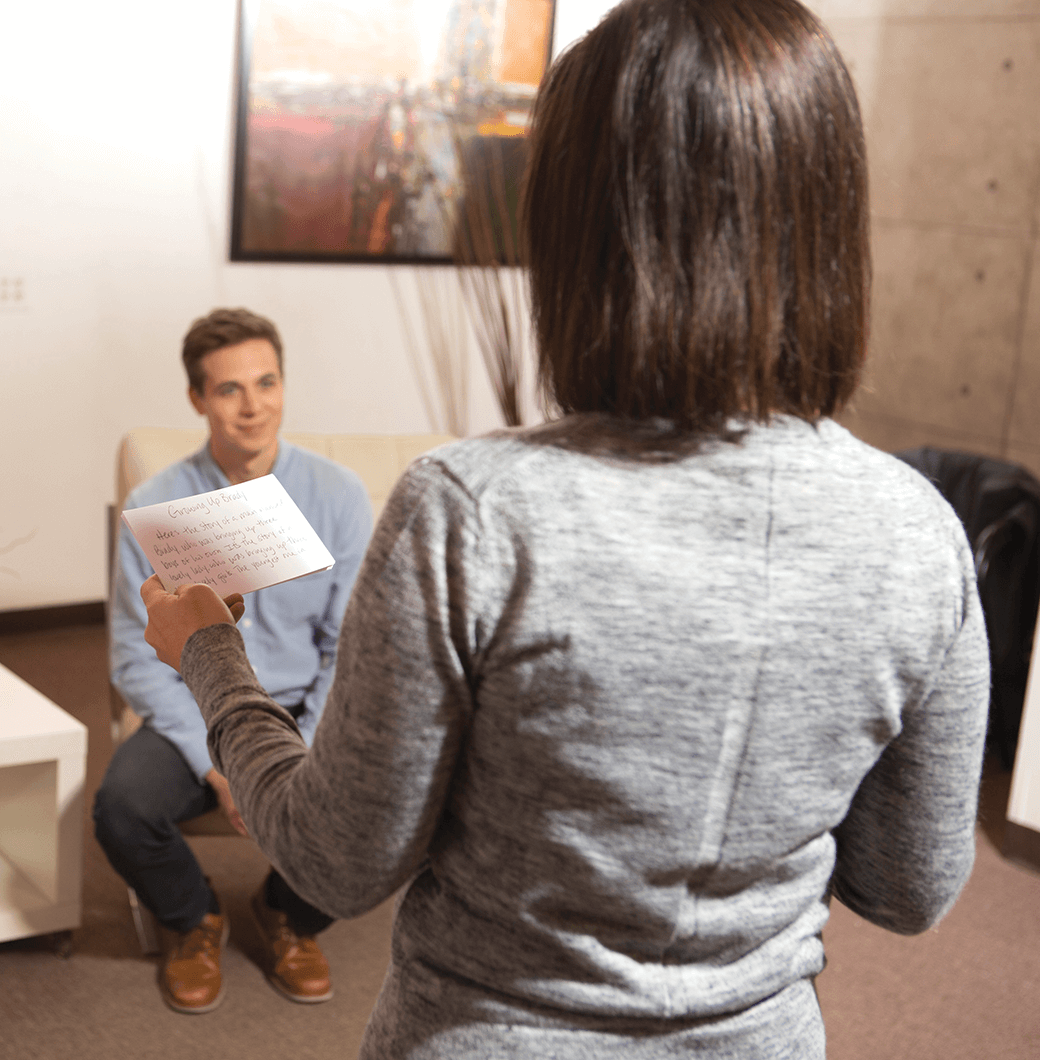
[122,476,335,596]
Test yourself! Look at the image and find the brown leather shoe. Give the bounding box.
[158,912,229,1014]
[250,887,333,1003]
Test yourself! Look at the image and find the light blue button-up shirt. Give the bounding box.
[110,441,373,780]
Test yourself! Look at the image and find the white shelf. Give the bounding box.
[0,664,87,944]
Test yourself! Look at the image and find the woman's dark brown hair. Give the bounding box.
[182,307,284,394]
[521,0,870,433]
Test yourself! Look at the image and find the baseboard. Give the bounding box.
[0,602,106,635]
[1002,820,1040,874]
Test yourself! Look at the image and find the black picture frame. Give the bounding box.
[229,0,557,264]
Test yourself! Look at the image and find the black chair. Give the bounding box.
[896,447,1040,770]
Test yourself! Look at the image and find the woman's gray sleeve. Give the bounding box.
[182,459,477,920]
[829,548,990,934]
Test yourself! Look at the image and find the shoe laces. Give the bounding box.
[268,909,298,944]
[173,919,221,962]
[293,935,321,956]
[267,911,322,961]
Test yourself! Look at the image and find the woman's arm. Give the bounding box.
[153,458,481,921]
[829,557,990,935]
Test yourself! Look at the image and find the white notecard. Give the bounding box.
[121,475,335,596]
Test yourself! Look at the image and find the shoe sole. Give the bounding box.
[158,916,230,1014]
[250,895,333,1004]
[265,975,334,1005]
[160,982,227,1015]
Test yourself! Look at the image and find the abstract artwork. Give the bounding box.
[230,0,557,263]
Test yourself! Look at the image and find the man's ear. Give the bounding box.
[189,386,205,415]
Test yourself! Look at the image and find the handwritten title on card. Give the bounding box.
[121,475,335,596]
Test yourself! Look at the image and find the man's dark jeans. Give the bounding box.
[93,724,334,936]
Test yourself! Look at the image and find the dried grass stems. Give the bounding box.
[458,265,526,428]
[390,267,469,438]
[394,126,533,435]
[451,127,532,429]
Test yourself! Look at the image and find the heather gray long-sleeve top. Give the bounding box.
[182,416,990,1059]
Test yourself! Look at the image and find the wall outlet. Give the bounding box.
[0,274,28,312]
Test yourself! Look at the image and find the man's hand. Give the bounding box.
[140,574,245,672]
[205,768,249,837]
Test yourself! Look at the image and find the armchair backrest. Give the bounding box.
[117,427,457,521]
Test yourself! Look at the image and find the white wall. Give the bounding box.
[11,0,1034,618]
[0,0,618,611]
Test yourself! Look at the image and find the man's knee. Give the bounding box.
[93,738,185,850]
[96,734,217,863]
[92,773,158,852]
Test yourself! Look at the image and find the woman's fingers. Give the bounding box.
[223,593,246,623]
[141,575,237,671]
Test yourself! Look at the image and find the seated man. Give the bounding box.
[94,307,373,1014]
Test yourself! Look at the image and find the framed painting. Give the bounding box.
[230,0,557,263]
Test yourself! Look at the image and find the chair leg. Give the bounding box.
[128,886,161,955]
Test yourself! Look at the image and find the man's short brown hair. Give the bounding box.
[181,308,284,393]
[521,0,870,435]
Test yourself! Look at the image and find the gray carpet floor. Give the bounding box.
[1,621,1037,1060]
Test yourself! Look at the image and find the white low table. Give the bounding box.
[0,663,88,949]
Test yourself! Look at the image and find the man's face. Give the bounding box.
[189,338,284,468]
